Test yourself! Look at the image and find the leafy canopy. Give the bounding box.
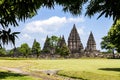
[108,20,120,52]
[85,0,120,22]
[1,0,120,47]
[0,0,88,47]
[0,0,88,28]
[19,43,30,57]
[101,36,115,50]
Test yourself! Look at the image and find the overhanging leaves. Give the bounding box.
[0,28,20,47]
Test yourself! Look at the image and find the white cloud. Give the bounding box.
[77,26,85,35]
[23,16,85,34]
[68,17,84,23]
[41,37,46,42]
[22,34,32,40]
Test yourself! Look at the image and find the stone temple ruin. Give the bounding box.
[42,24,99,58]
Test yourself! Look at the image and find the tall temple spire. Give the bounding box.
[57,35,66,48]
[42,35,51,53]
[85,32,96,51]
[61,35,66,46]
[68,24,83,53]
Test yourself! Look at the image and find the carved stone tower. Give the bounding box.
[68,24,83,53]
[42,36,51,54]
[85,32,96,51]
[58,36,66,48]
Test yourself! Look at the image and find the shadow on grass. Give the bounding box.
[99,68,120,72]
[0,71,26,79]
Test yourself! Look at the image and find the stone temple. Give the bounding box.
[67,24,99,57]
[68,24,84,56]
[84,31,99,57]
[42,24,99,57]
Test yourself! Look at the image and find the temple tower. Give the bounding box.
[85,32,96,51]
[84,32,99,57]
[68,24,83,53]
[58,36,66,48]
[42,36,51,54]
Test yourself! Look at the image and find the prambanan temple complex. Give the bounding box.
[42,24,100,58]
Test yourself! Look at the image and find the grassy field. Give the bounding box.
[0,58,120,80]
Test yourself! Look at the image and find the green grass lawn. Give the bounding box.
[0,58,120,80]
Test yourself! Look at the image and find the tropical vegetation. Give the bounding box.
[0,0,120,48]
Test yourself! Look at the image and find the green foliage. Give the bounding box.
[19,43,30,57]
[0,0,42,27]
[0,28,20,47]
[49,36,60,54]
[49,36,60,47]
[101,31,117,58]
[1,0,120,47]
[32,39,41,58]
[0,48,6,56]
[108,20,120,52]
[0,0,42,47]
[85,0,120,22]
[0,0,87,28]
[55,0,88,15]
[56,44,70,57]
[101,36,115,51]
[43,35,70,57]
[8,47,22,57]
[0,0,88,47]
[9,49,14,55]
[46,35,60,54]
[1,0,119,27]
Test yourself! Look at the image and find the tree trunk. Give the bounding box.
[36,54,39,58]
[112,49,115,59]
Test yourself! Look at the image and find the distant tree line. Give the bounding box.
[0,35,120,59]
[0,35,70,58]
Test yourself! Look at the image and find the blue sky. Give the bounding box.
[7,6,113,51]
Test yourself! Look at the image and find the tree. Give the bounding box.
[108,20,120,53]
[101,36,116,58]
[8,49,14,57]
[42,36,60,54]
[0,0,41,47]
[1,0,120,47]
[58,44,70,58]
[0,0,88,47]
[50,36,60,47]
[0,28,20,47]
[49,36,60,54]
[0,0,41,27]
[3,0,118,24]
[32,39,41,58]
[85,0,120,23]
[19,43,30,58]
[0,0,90,47]
[0,48,6,56]
[0,0,89,28]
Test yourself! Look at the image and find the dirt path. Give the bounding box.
[0,66,80,80]
[0,66,58,80]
